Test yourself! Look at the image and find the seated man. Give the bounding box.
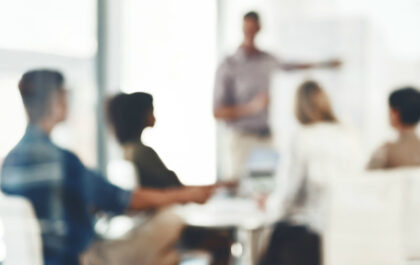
[1,69,214,265]
[368,87,420,169]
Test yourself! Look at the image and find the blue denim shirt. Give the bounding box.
[1,125,132,265]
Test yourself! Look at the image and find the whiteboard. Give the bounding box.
[269,18,368,149]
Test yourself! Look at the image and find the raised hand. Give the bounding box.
[247,91,270,115]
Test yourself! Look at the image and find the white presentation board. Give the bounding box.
[270,18,368,149]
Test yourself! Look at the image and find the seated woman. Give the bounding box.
[82,93,216,265]
[106,92,232,265]
[367,87,420,169]
[107,92,183,189]
[260,81,362,265]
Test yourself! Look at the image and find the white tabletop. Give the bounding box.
[175,197,278,230]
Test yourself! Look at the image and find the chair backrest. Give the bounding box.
[398,168,420,260]
[0,194,43,265]
[324,172,405,265]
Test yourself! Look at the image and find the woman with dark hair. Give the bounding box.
[107,92,182,189]
[260,81,361,265]
[107,92,234,265]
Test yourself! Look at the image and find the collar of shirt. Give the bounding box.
[399,130,418,141]
[235,46,265,62]
[25,123,52,143]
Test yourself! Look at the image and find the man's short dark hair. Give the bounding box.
[18,69,65,122]
[106,92,154,144]
[389,87,420,125]
[244,11,260,23]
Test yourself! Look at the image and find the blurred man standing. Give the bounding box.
[214,11,340,180]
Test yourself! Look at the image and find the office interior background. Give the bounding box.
[1,0,420,186]
[0,0,419,184]
[1,0,420,264]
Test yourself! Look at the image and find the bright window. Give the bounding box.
[0,0,96,57]
[121,0,217,185]
[0,0,97,167]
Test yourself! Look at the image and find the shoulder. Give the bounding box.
[218,53,239,69]
[60,148,82,163]
[259,50,279,63]
[259,50,275,58]
[133,143,156,156]
[132,143,160,162]
[376,142,392,154]
[372,141,392,159]
[301,122,348,137]
[2,138,62,168]
[367,142,391,170]
[296,123,360,151]
[58,148,87,176]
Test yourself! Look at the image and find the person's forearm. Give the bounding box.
[213,104,253,121]
[281,60,339,71]
[128,188,190,211]
[280,62,314,71]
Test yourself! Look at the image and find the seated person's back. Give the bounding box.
[107,93,183,189]
[1,70,133,265]
[284,81,362,232]
[261,81,362,265]
[368,87,420,169]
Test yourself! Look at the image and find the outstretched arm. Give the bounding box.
[279,59,341,71]
[128,186,214,211]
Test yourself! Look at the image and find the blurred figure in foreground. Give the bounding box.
[368,87,420,169]
[260,81,361,265]
[214,11,341,180]
[106,92,233,265]
[1,70,213,265]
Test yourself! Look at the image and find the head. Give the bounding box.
[18,69,67,127]
[388,87,420,130]
[242,11,260,42]
[295,80,337,125]
[107,92,155,144]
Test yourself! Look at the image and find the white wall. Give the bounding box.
[120,0,217,185]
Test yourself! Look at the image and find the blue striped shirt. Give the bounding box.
[1,125,132,265]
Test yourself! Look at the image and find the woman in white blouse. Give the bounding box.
[260,80,362,265]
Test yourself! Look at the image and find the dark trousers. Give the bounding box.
[181,226,234,265]
[260,222,321,265]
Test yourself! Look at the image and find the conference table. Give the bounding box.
[174,196,279,265]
